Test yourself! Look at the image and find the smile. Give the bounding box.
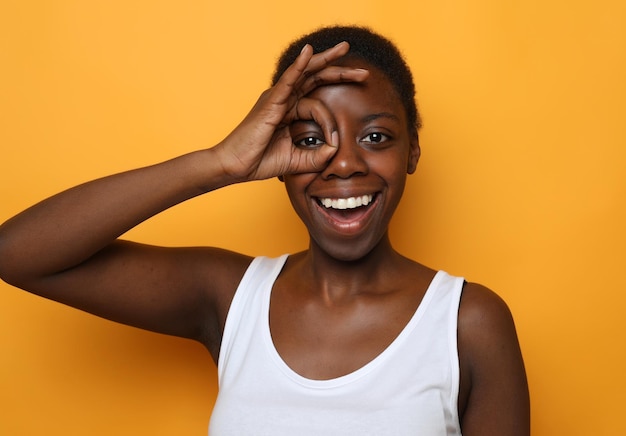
[317,194,374,210]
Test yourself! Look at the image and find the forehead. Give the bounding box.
[310,59,407,122]
[331,57,397,94]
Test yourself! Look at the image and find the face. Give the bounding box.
[283,60,420,261]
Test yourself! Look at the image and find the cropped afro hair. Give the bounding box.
[272,26,421,134]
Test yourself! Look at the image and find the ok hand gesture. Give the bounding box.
[215,42,369,182]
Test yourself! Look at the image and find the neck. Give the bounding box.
[293,233,408,303]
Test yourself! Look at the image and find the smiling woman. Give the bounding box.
[0,26,529,435]
[283,58,418,261]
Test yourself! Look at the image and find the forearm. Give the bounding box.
[0,147,231,285]
[0,43,367,288]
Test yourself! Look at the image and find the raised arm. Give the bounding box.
[0,42,368,360]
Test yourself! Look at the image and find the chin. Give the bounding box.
[311,235,384,263]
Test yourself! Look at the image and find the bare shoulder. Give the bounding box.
[187,246,254,294]
[458,281,517,339]
[151,245,253,324]
[457,281,530,436]
[183,246,253,352]
[119,243,257,361]
[190,246,254,324]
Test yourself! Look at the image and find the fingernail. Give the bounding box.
[331,131,339,147]
[300,44,310,54]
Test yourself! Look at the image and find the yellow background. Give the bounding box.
[1,1,625,434]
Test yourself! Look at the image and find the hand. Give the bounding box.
[214,42,369,182]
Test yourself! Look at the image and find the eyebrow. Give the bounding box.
[361,112,401,124]
[290,112,401,128]
[291,120,318,126]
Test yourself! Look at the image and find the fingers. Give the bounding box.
[296,143,338,173]
[282,140,337,176]
[288,95,338,147]
[293,42,369,96]
[275,43,369,142]
[271,44,316,104]
[299,41,350,75]
[298,65,369,96]
[243,42,367,179]
[279,41,350,89]
[273,42,369,104]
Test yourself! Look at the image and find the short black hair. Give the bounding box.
[272,25,421,135]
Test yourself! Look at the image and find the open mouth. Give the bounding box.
[317,194,374,210]
[315,193,378,223]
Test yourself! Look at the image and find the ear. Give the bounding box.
[407,133,420,174]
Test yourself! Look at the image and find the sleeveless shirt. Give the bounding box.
[209,255,464,435]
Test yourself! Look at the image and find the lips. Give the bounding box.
[313,193,379,232]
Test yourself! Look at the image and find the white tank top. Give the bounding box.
[209,255,464,436]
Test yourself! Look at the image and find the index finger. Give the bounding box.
[298,65,369,97]
[273,42,351,103]
[300,41,351,75]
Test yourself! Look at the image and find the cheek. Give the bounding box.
[370,149,411,180]
[283,174,316,210]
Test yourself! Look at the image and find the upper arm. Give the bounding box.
[13,240,252,358]
[457,282,530,436]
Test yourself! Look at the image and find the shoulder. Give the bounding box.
[171,246,254,357]
[185,246,254,307]
[119,242,255,321]
[192,246,254,281]
[456,281,530,435]
[457,281,521,376]
[458,281,516,339]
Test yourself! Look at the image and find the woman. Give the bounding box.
[0,26,529,435]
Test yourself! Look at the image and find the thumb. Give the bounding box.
[313,142,338,170]
[294,143,338,174]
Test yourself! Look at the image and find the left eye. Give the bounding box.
[362,132,388,144]
[295,137,325,148]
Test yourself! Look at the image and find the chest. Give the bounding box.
[211,265,463,436]
[268,286,426,380]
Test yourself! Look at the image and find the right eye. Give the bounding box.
[295,136,325,148]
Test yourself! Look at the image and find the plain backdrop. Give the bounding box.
[1,1,625,434]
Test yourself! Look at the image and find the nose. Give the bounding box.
[321,137,368,179]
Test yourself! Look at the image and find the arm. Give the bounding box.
[0,149,252,359]
[457,282,530,435]
[0,42,368,360]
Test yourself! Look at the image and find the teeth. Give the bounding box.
[319,194,373,210]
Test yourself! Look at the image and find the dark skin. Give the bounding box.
[0,42,529,434]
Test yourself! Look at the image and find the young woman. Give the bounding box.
[0,26,529,435]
